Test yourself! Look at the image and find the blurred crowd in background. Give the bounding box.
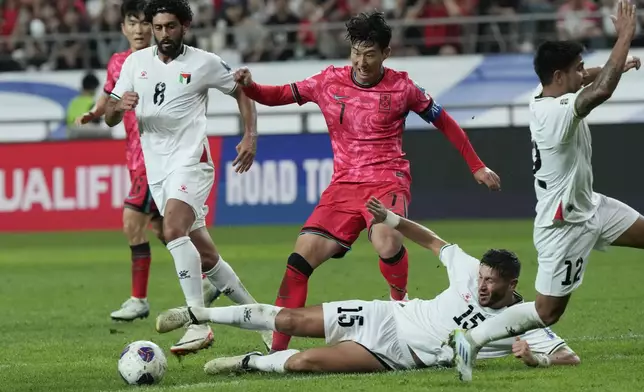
[1,0,644,72]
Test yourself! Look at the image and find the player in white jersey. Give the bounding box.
[104,0,271,356]
[450,1,644,382]
[154,197,580,374]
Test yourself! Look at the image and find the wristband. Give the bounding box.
[533,353,551,367]
[383,210,401,228]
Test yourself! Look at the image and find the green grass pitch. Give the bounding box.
[0,219,642,392]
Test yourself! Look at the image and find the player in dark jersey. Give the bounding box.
[234,10,501,352]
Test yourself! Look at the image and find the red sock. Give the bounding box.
[272,253,313,351]
[131,242,151,299]
[379,247,408,301]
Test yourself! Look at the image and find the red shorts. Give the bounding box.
[302,181,410,258]
[124,167,160,217]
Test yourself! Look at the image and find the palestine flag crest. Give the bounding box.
[179,72,191,84]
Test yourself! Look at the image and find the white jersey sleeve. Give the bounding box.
[110,54,135,100]
[519,327,569,354]
[439,244,479,285]
[205,54,237,95]
[530,84,586,146]
[477,327,569,359]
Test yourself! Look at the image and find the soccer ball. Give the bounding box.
[118,340,167,385]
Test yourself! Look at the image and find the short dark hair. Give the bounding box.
[144,0,193,25]
[345,10,392,51]
[534,40,585,85]
[82,73,100,91]
[480,249,521,281]
[121,0,146,21]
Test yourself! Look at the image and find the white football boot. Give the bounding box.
[156,307,199,333]
[170,324,214,356]
[156,306,272,353]
[204,351,262,375]
[110,297,150,321]
[448,329,477,382]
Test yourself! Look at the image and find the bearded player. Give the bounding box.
[234,10,501,352]
[75,0,221,324]
[104,0,271,355]
[155,196,579,375]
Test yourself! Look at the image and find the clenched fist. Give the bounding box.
[234,67,254,87]
[116,91,139,111]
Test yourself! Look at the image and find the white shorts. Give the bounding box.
[322,300,415,370]
[149,163,214,232]
[534,194,639,296]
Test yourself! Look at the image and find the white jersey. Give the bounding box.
[392,244,568,366]
[111,45,236,184]
[529,84,600,227]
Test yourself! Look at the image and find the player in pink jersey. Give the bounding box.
[75,0,220,322]
[234,11,501,352]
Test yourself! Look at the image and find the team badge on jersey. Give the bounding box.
[179,72,191,84]
[379,93,392,112]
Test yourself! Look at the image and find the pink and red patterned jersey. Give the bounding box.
[104,49,144,171]
[291,65,437,185]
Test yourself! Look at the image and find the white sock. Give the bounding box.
[167,236,204,308]
[193,304,282,331]
[247,350,299,373]
[204,256,257,305]
[469,302,544,347]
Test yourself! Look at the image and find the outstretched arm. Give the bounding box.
[242,82,297,107]
[234,67,296,107]
[366,197,447,256]
[512,336,580,367]
[408,82,501,190]
[574,0,637,118]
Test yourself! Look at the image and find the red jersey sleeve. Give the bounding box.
[290,66,334,106]
[406,78,442,122]
[103,54,118,95]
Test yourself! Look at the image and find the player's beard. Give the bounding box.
[156,36,182,58]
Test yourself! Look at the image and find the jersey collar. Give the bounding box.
[153,44,188,58]
[351,67,385,88]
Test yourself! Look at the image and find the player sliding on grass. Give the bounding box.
[155,197,579,374]
[449,1,644,382]
[104,0,270,355]
[234,10,501,353]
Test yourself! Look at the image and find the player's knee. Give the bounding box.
[123,213,148,244]
[284,351,319,372]
[293,235,338,268]
[287,253,314,278]
[275,309,299,336]
[371,227,404,259]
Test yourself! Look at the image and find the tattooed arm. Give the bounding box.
[574,0,636,118]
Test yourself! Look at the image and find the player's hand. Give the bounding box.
[624,55,641,72]
[74,112,96,126]
[512,336,539,367]
[366,196,388,224]
[116,91,139,111]
[474,167,501,191]
[234,67,254,87]
[232,133,257,173]
[610,0,637,40]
